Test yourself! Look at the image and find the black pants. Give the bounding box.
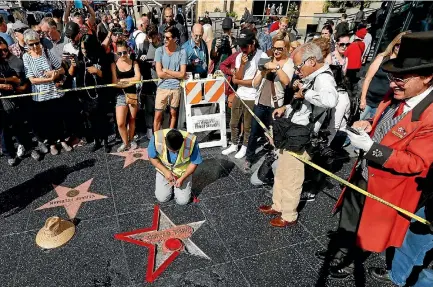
[143,93,156,130]
[32,98,67,145]
[245,104,273,162]
[1,108,33,158]
[80,96,109,142]
[346,69,360,95]
[332,171,366,261]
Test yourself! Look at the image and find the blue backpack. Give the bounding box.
[127,31,143,54]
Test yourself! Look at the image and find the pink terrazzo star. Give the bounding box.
[35,178,108,219]
[110,148,149,168]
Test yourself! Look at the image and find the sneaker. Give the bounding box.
[117,143,128,153]
[130,140,138,150]
[61,142,72,152]
[222,144,237,155]
[17,145,25,158]
[146,128,153,140]
[31,150,41,161]
[50,145,59,155]
[234,145,247,159]
[300,192,316,202]
[368,267,392,283]
[7,158,17,166]
[38,141,49,154]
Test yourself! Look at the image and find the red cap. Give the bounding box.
[356,28,367,39]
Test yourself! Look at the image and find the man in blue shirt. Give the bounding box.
[154,26,187,131]
[148,129,202,205]
[0,16,14,46]
[182,24,209,79]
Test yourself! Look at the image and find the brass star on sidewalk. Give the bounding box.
[111,148,149,168]
[35,178,108,219]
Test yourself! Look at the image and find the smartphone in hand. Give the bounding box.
[346,126,361,135]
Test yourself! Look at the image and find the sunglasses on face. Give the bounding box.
[117,51,128,56]
[338,43,350,48]
[0,48,8,53]
[272,47,284,52]
[387,74,415,87]
[294,57,313,72]
[28,42,40,47]
[193,34,203,38]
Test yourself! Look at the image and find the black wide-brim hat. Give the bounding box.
[383,31,433,74]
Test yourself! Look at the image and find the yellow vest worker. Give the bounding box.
[148,129,203,205]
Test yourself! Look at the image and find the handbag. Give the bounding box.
[272,101,311,153]
[125,92,138,105]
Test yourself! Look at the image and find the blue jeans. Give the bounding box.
[359,105,377,121]
[245,104,273,162]
[389,207,433,287]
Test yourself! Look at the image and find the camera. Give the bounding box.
[258,58,271,71]
[219,34,232,54]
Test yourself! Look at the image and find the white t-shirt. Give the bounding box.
[235,49,269,100]
[328,89,351,143]
[274,58,294,104]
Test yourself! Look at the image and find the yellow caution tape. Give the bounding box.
[223,78,431,226]
[0,79,160,99]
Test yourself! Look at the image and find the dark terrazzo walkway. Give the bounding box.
[0,140,395,287]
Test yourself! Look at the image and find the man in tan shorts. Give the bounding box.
[154,26,187,131]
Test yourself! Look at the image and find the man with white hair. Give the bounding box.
[181,23,208,79]
[259,42,338,227]
[132,17,148,58]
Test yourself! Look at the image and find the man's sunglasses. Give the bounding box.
[338,43,350,48]
[387,74,415,86]
[0,48,8,53]
[272,47,284,52]
[117,51,128,56]
[294,57,313,72]
[28,42,40,47]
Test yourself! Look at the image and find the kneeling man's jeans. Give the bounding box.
[154,172,192,205]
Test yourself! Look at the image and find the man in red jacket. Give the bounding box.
[316,31,433,279]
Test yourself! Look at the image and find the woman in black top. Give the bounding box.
[74,34,110,152]
[359,31,410,120]
[111,40,141,152]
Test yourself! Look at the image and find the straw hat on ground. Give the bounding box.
[36,217,76,249]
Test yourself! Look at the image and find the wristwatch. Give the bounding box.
[275,64,281,71]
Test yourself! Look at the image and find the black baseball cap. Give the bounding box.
[237,29,255,48]
[65,22,80,39]
[222,17,233,29]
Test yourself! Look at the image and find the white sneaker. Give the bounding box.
[146,128,153,140]
[130,140,138,150]
[222,144,237,155]
[235,146,247,159]
[17,145,25,158]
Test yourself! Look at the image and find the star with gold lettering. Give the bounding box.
[110,148,149,168]
[115,205,210,283]
[35,178,108,219]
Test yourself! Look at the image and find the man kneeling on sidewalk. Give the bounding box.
[148,129,202,205]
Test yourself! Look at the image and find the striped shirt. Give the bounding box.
[23,50,64,102]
